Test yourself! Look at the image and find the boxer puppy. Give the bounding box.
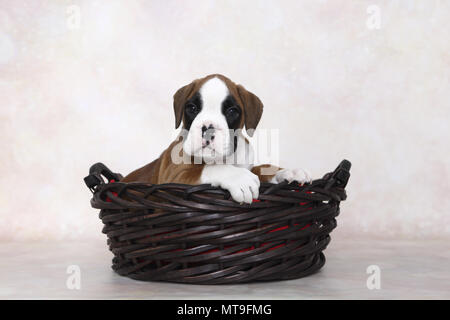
[121,74,311,203]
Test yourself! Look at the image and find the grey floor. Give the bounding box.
[1,235,449,299]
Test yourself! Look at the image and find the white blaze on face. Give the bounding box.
[183,77,233,162]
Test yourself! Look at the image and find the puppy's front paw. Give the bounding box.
[201,165,260,204]
[222,170,260,204]
[272,168,312,185]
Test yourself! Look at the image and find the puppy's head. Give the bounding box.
[173,74,263,162]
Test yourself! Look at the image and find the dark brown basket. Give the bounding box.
[84,160,351,284]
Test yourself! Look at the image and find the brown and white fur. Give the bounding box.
[121,74,311,204]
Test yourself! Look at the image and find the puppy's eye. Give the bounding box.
[186,103,200,114]
[226,107,239,117]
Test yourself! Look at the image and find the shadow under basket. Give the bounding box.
[84,160,351,284]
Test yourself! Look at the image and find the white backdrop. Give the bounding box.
[1,0,449,241]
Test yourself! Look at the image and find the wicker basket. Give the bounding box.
[84,160,351,284]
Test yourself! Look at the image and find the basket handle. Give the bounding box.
[84,163,123,193]
[324,159,351,189]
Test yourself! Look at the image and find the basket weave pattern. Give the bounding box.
[85,160,351,284]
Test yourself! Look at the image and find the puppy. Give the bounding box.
[121,74,311,203]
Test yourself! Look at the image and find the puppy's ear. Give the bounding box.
[173,81,196,129]
[236,84,263,137]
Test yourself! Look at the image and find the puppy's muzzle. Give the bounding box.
[202,124,215,148]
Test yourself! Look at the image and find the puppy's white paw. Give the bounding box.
[272,168,312,185]
[201,165,260,204]
[221,170,260,204]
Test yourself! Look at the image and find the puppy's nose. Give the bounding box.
[202,124,215,137]
[202,124,215,147]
